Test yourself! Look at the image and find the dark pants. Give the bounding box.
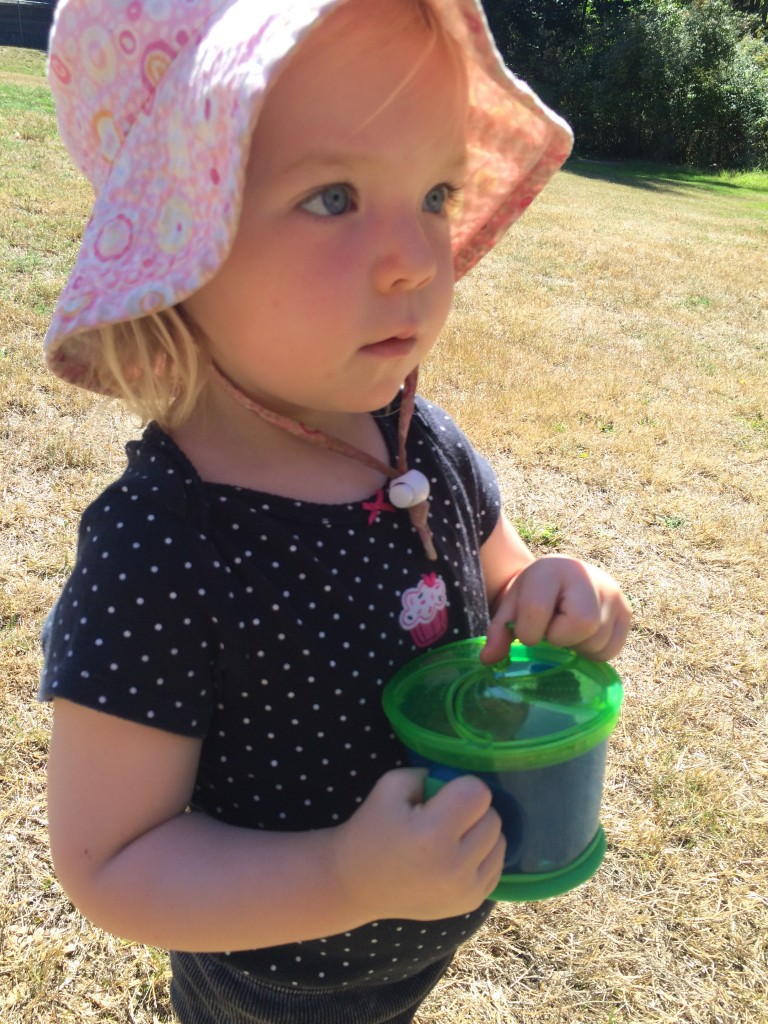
[170,952,452,1024]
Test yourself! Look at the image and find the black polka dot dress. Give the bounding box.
[40,396,502,996]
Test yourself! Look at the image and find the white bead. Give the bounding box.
[388,470,430,509]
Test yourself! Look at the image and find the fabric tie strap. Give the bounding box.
[210,364,437,560]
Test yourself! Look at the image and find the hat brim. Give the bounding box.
[44,0,572,391]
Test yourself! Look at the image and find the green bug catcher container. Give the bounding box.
[382,637,623,902]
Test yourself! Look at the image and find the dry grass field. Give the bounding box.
[2,47,767,1024]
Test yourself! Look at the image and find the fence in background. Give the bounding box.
[0,1,55,51]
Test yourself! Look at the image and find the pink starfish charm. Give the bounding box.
[362,489,396,525]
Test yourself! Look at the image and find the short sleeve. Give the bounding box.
[39,485,228,737]
[413,398,502,545]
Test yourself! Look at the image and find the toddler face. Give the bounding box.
[183,0,468,427]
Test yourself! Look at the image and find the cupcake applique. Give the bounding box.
[399,573,448,648]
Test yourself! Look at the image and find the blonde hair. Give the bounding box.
[86,307,209,430]
[82,0,466,430]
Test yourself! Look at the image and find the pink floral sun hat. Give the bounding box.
[45,0,573,392]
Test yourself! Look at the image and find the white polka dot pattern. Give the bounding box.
[39,398,501,985]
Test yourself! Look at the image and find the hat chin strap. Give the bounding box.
[210,363,437,561]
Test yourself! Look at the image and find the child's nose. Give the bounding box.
[371,215,438,294]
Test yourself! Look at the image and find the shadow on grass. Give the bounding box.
[565,158,768,196]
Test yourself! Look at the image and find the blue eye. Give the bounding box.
[301,184,354,217]
[423,184,457,214]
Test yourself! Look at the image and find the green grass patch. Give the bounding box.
[513,518,563,549]
[0,45,47,78]
[568,157,768,195]
[738,412,768,433]
[0,80,53,117]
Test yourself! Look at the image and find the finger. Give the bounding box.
[574,603,632,662]
[512,565,577,643]
[512,570,567,647]
[480,614,516,664]
[603,605,632,660]
[554,580,632,660]
[478,832,507,895]
[543,595,602,650]
[422,775,493,837]
[460,804,504,864]
[375,767,429,808]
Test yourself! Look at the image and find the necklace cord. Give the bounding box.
[210,363,437,560]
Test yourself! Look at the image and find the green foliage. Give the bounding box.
[484,0,768,169]
[730,0,768,31]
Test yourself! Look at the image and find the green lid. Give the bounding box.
[382,638,623,772]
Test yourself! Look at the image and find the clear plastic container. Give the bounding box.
[382,638,623,901]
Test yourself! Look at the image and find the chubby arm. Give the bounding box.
[47,699,504,952]
[479,513,632,665]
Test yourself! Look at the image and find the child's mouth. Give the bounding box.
[362,334,417,357]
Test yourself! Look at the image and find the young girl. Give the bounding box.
[40,1,632,1021]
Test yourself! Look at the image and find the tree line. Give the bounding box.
[484,0,768,169]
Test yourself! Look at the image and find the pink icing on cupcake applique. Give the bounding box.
[399,573,448,648]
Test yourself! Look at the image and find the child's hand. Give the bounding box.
[331,768,505,922]
[481,554,632,665]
